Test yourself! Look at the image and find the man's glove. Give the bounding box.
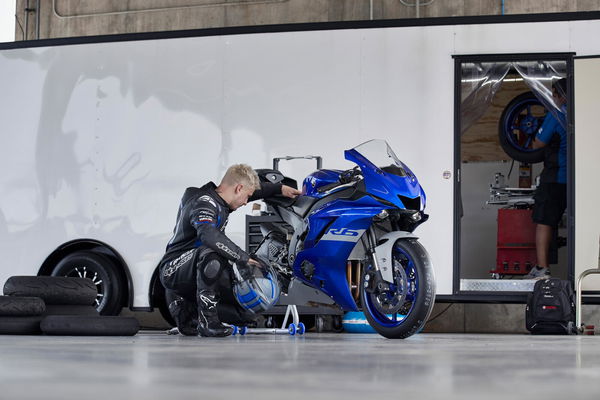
[232,259,258,283]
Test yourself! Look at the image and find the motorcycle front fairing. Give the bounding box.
[345,140,426,211]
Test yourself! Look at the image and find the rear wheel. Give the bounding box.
[51,251,124,315]
[361,239,435,339]
[498,92,546,163]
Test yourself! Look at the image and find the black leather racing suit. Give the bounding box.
[158,181,281,331]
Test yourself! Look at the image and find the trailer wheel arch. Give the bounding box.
[38,239,132,315]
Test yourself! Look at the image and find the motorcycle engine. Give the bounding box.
[253,232,292,293]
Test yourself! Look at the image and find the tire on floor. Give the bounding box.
[0,316,43,335]
[0,296,46,316]
[3,276,97,305]
[41,315,140,336]
[43,304,99,316]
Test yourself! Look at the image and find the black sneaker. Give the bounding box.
[524,266,551,280]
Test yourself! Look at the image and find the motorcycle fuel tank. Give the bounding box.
[302,169,343,198]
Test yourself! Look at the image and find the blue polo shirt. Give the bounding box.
[536,105,567,184]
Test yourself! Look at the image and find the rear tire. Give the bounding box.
[361,239,435,339]
[51,251,123,315]
[498,92,546,164]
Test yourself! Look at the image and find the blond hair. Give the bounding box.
[221,164,260,190]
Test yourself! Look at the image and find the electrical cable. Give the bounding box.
[426,303,453,323]
[507,159,515,180]
[14,14,25,40]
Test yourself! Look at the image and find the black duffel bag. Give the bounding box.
[526,278,576,335]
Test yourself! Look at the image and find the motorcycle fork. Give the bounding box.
[364,228,388,294]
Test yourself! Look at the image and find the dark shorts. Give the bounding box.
[532,182,567,227]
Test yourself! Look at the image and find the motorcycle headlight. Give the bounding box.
[410,211,422,222]
[375,210,389,220]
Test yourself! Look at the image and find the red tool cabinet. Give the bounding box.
[490,208,537,276]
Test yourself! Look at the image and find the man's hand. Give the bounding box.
[532,137,547,150]
[281,185,302,199]
[234,259,257,283]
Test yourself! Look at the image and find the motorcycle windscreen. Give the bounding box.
[344,139,425,210]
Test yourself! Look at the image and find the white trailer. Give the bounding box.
[1,12,599,315]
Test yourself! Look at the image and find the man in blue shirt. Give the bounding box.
[526,78,567,279]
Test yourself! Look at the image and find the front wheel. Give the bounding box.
[360,239,435,339]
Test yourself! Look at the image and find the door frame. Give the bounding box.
[445,52,575,302]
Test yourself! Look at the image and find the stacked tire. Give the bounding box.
[1,276,139,336]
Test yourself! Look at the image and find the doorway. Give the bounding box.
[454,54,574,297]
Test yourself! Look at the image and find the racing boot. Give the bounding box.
[168,296,198,336]
[197,289,233,337]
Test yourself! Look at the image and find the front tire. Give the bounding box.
[51,251,124,315]
[361,239,435,339]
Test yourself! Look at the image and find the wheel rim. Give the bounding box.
[363,245,418,328]
[62,266,105,309]
[502,97,546,154]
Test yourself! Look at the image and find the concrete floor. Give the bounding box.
[1,332,600,399]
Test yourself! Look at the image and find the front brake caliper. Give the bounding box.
[363,270,377,293]
[364,270,390,295]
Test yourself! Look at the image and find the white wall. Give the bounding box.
[575,57,600,289]
[2,17,600,305]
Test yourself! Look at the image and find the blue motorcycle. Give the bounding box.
[254,139,435,339]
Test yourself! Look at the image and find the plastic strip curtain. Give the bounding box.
[460,60,567,134]
[460,62,510,134]
[513,61,567,130]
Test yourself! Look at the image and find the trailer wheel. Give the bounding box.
[51,251,123,315]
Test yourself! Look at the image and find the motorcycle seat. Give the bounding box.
[291,195,318,218]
